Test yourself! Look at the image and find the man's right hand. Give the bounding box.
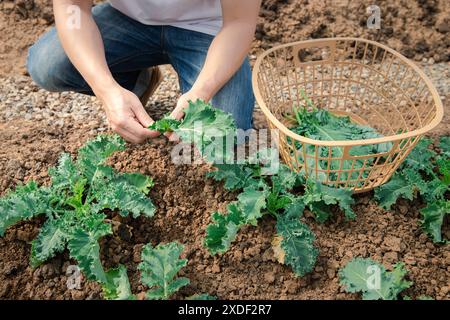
[96,84,160,144]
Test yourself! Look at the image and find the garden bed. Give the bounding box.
[0,119,448,300]
[0,0,449,300]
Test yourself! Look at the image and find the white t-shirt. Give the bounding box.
[109,0,223,36]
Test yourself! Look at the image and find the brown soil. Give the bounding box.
[1,0,449,76]
[255,0,450,63]
[0,119,448,300]
[0,0,449,300]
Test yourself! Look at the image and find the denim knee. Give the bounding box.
[211,58,255,130]
[26,29,79,92]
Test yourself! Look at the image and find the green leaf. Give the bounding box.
[375,136,448,243]
[303,179,355,221]
[274,215,318,276]
[0,134,159,302]
[402,137,436,175]
[66,178,87,211]
[207,163,255,191]
[387,263,413,299]
[339,258,383,294]
[115,172,154,194]
[176,100,236,162]
[420,200,449,243]
[289,106,391,183]
[139,242,190,300]
[176,100,235,144]
[267,193,294,215]
[77,134,125,182]
[374,173,416,209]
[270,164,299,194]
[48,153,80,192]
[237,185,269,226]
[92,178,155,218]
[339,258,412,300]
[148,117,180,133]
[0,182,51,236]
[308,201,333,223]
[436,156,450,186]
[30,217,68,267]
[148,100,236,163]
[439,136,450,157]
[204,204,243,255]
[103,265,136,300]
[67,214,112,283]
[283,197,306,220]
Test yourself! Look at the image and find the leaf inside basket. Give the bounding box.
[286,99,392,185]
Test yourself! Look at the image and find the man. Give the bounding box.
[27,0,261,143]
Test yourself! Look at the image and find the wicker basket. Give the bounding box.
[252,38,443,193]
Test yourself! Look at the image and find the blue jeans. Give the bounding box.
[27,3,254,130]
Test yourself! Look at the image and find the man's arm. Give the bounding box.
[53,0,158,143]
[170,0,261,121]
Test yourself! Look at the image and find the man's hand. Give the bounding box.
[166,89,210,141]
[165,0,260,142]
[170,89,210,120]
[97,85,160,143]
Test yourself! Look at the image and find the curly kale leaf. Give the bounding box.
[339,258,412,300]
[204,184,270,255]
[103,265,135,300]
[76,134,126,182]
[0,134,157,300]
[0,182,53,236]
[420,200,450,243]
[439,136,450,157]
[49,153,81,192]
[206,163,256,191]
[148,118,180,133]
[273,214,318,277]
[402,137,437,175]
[303,179,355,222]
[92,177,155,218]
[376,138,445,210]
[67,213,112,283]
[139,242,190,300]
[204,204,243,255]
[374,171,417,210]
[289,106,391,183]
[30,215,69,267]
[148,99,236,162]
[375,136,449,243]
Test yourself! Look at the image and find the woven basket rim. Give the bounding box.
[252,37,444,147]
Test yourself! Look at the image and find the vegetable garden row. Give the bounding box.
[0,99,448,300]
